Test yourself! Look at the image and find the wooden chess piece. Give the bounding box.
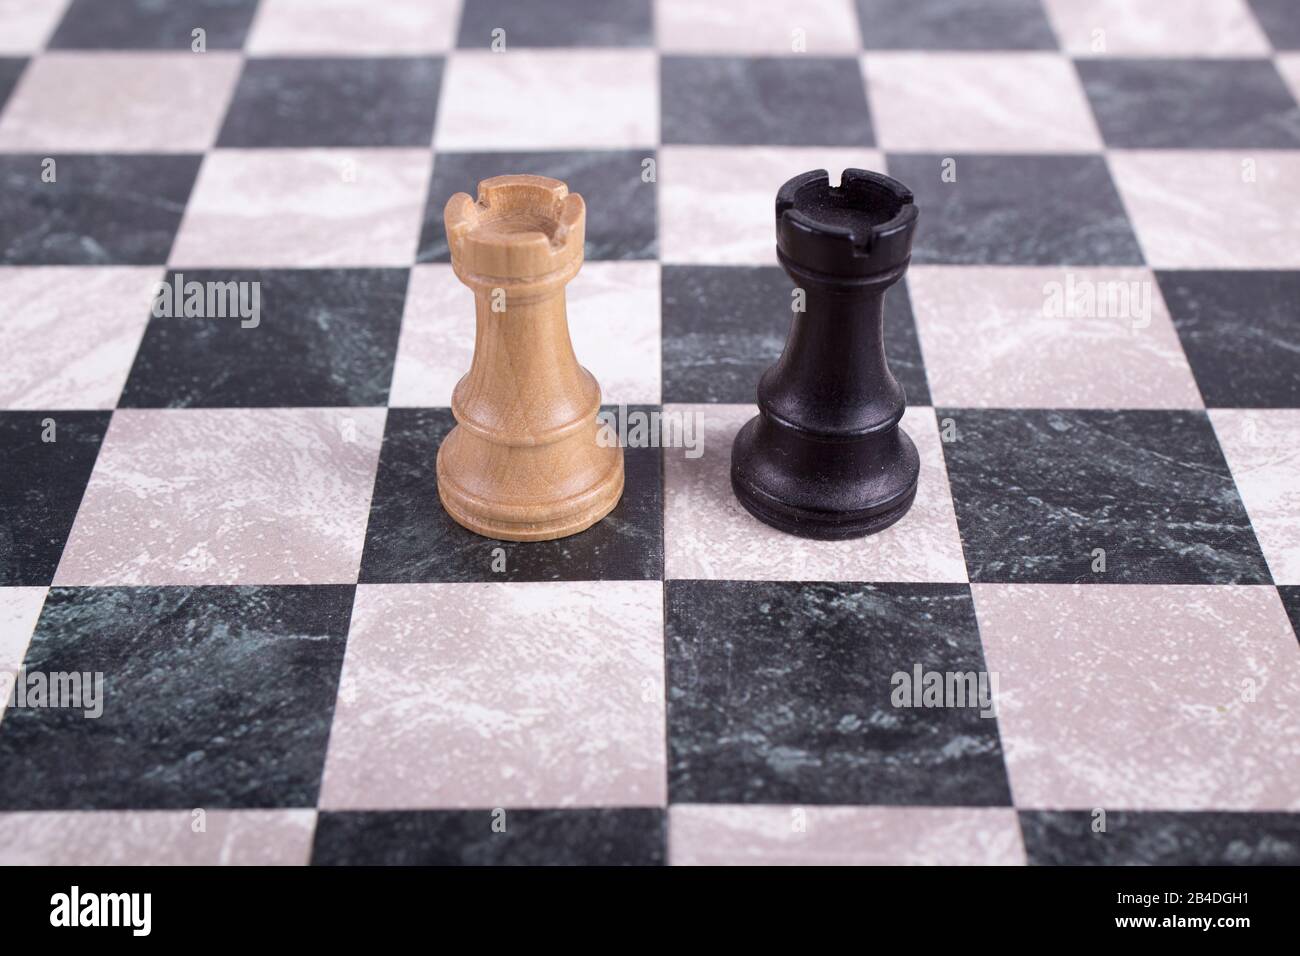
[436,175,624,541]
[730,168,920,539]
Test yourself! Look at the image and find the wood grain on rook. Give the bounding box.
[436,175,624,541]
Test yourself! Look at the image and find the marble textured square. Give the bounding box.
[864,53,1101,152]
[656,0,861,54]
[1211,410,1300,585]
[669,805,1025,865]
[0,585,353,810]
[659,147,885,264]
[1250,0,1300,50]
[909,266,1201,408]
[417,149,657,262]
[217,57,442,148]
[1279,53,1300,103]
[855,0,1057,49]
[0,587,47,712]
[0,412,111,587]
[168,149,431,268]
[1281,586,1300,641]
[664,404,964,581]
[0,53,241,152]
[246,0,460,55]
[119,268,408,408]
[662,56,874,146]
[435,50,657,149]
[667,580,1012,806]
[662,264,928,404]
[0,266,159,410]
[457,0,653,48]
[1044,0,1271,57]
[1108,151,1300,268]
[48,0,259,49]
[0,809,317,865]
[1020,810,1300,865]
[0,58,25,111]
[54,408,386,586]
[312,809,665,865]
[389,262,661,407]
[0,0,66,53]
[1158,270,1300,408]
[0,154,201,266]
[359,408,663,583]
[1077,59,1300,148]
[973,583,1300,810]
[942,409,1271,584]
[887,153,1143,266]
[319,581,667,810]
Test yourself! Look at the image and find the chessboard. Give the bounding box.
[1,0,1299,867]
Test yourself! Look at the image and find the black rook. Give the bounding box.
[730,168,920,539]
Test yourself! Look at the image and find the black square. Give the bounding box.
[887,153,1144,266]
[661,56,874,146]
[0,58,25,112]
[1281,587,1300,645]
[666,580,1012,806]
[118,269,408,408]
[1077,59,1300,149]
[217,58,443,148]
[49,0,259,50]
[940,409,1272,584]
[0,412,111,587]
[359,407,663,583]
[456,0,653,47]
[855,0,1057,49]
[1250,0,1300,50]
[0,154,201,265]
[311,809,665,865]
[0,585,353,810]
[661,265,929,405]
[1157,270,1300,408]
[1019,810,1300,865]
[418,150,656,262]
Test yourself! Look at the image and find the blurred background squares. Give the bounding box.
[168,149,431,268]
[657,0,860,55]
[1044,0,1271,57]
[0,52,240,152]
[864,53,1101,151]
[49,0,260,50]
[435,50,657,149]
[458,0,652,48]
[662,56,874,146]
[1077,58,1300,148]
[855,0,1057,49]
[217,57,442,148]
[247,0,460,55]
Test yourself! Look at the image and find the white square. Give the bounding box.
[664,404,967,581]
[247,0,460,54]
[435,50,658,150]
[0,0,68,53]
[656,0,861,55]
[390,261,661,407]
[169,149,432,268]
[864,52,1102,152]
[1043,0,1271,57]
[659,146,885,265]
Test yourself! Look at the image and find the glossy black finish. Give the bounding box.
[730,168,920,539]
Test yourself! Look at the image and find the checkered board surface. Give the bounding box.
[1,0,1299,867]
